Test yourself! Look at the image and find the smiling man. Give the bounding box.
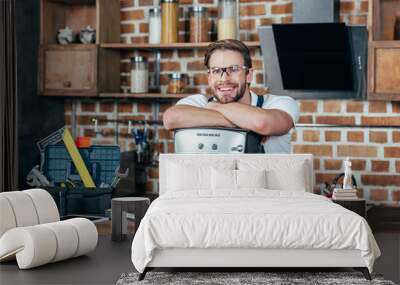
[163,39,300,153]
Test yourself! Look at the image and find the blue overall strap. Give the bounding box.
[256,95,265,153]
[256,95,264,108]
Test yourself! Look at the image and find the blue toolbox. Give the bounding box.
[43,144,120,186]
[45,186,113,217]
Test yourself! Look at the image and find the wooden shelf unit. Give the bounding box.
[40,0,120,45]
[38,0,120,97]
[100,42,260,99]
[368,0,400,101]
[99,93,190,99]
[38,1,260,99]
[101,41,261,50]
[369,0,400,41]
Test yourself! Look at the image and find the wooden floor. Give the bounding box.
[0,221,134,285]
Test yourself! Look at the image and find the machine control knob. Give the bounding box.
[212,144,218,150]
[198,143,204,150]
[231,145,244,152]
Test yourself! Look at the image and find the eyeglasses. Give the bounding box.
[208,65,248,77]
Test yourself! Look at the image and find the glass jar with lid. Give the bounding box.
[189,6,209,43]
[149,7,161,44]
[167,73,187,94]
[217,0,237,40]
[130,56,149,93]
[161,0,179,43]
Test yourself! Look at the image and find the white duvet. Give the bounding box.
[131,190,380,273]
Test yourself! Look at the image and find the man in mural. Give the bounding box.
[162,39,299,153]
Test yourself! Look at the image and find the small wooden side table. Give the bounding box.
[332,199,366,218]
[111,197,150,242]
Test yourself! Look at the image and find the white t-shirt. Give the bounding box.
[176,92,300,153]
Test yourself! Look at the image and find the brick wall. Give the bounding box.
[64,0,400,205]
[293,100,400,204]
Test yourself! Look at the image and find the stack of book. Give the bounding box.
[332,188,358,200]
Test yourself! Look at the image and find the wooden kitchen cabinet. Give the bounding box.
[39,44,97,96]
[368,0,400,101]
[38,0,120,97]
[39,44,120,96]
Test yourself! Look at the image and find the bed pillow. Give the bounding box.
[211,168,267,190]
[265,161,307,191]
[237,169,267,189]
[238,159,309,191]
[211,168,236,190]
[167,160,235,192]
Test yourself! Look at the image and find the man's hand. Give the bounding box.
[204,101,237,128]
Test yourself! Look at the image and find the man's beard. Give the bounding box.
[212,81,247,103]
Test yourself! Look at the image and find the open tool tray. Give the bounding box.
[43,144,120,186]
[45,186,113,217]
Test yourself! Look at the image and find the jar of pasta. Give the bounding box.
[218,0,237,40]
[149,7,161,44]
[189,6,209,43]
[167,73,187,94]
[130,56,149,93]
[161,0,178,43]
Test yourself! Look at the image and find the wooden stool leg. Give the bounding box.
[111,201,123,242]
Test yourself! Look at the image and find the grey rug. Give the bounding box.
[116,271,396,285]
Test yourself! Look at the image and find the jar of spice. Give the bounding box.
[167,73,187,94]
[130,56,149,93]
[149,7,161,44]
[189,6,209,43]
[218,0,237,40]
[161,0,178,43]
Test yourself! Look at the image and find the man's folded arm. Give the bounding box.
[163,105,236,130]
[208,102,294,136]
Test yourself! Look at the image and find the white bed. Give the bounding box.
[131,154,380,280]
